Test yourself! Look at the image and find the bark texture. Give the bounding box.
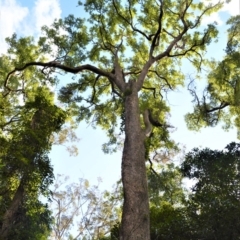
[0,109,46,239]
[120,82,150,240]
[0,182,24,239]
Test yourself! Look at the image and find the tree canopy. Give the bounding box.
[186,15,240,137]
[0,0,230,239]
[181,142,240,239]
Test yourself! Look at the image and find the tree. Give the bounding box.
[49,175,122,240]
[181,142,240,239]
[147,161,190,240]
[0,50,67,239]
[186,15,240,134]
[0,88,66,239]
[2,1,224,238]
[99,160,191,240]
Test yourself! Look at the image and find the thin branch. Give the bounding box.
[206,102,229,113]
[112,0,152,41]
[148,158,159,178]
[153,1,220,62]
[0,115,21,130]
[179,0,193,29]
[91,75,101,103]
[190,1,220,30]
[149,70,173,90]
[124,70,141,76]
[142,86,156,98]
[187,79,201,106]
[168,29,210,59]
[163,28,178,39]
[154,28,188,61]
[110,80,122,98]
[149,0,164,57]
[188,78,230,126]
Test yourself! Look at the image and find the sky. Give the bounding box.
[0,0,240,190]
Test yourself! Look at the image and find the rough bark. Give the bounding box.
[0,109,45,239]
[120,81,150,240]
[0,181,24,239]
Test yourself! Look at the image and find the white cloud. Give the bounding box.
[0,0,61,54]
[221,0,239,16]
[0,0,29,53]
[201,0,239,25]
[201,12,223,26]
[202,0,239,15]
[34,0,62,33]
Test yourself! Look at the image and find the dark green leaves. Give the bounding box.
[181,142,240,239]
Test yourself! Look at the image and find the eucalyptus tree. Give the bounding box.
[2,1,224,239]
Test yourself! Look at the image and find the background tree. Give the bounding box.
[49,175,122,240]
[181,142,240,239]
[0,89,66,239]
[100,159,191,240]
[0,44,67,239]
[186,15,240,135]
[2,1,224,238]
[147,159,190,240]
[49,142,240,240]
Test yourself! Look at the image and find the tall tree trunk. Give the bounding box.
[0,181,25,239]
[120,84,150,240]
[0,109,45,240]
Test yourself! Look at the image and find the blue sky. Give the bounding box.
[0,0,240,190]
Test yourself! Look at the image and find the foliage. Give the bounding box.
[4,200,52,240]
[1,0,226,238]
[0,90,66,239]
[147,162,190,240]
[0,53,67,239]
[185,15,240,136]
[150,202,190,240]
[49,175,122,240]
[3,1,223,152]
[148,162,185,205]
[99,161,190,240]
[181,142,240,239]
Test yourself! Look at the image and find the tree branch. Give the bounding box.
[4,61,116,96]
[168,29,211,59]
[148,157,159,178]
[143,109,174,137]
[149,70,173,90]
[206,102,229,113]
[112,0,152,41]
[143,109,152,137]
[91,75,101,103]
[136,60,154,91]
[149,0,164,57]
[0,114,21,130]
[142,86,156,98]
